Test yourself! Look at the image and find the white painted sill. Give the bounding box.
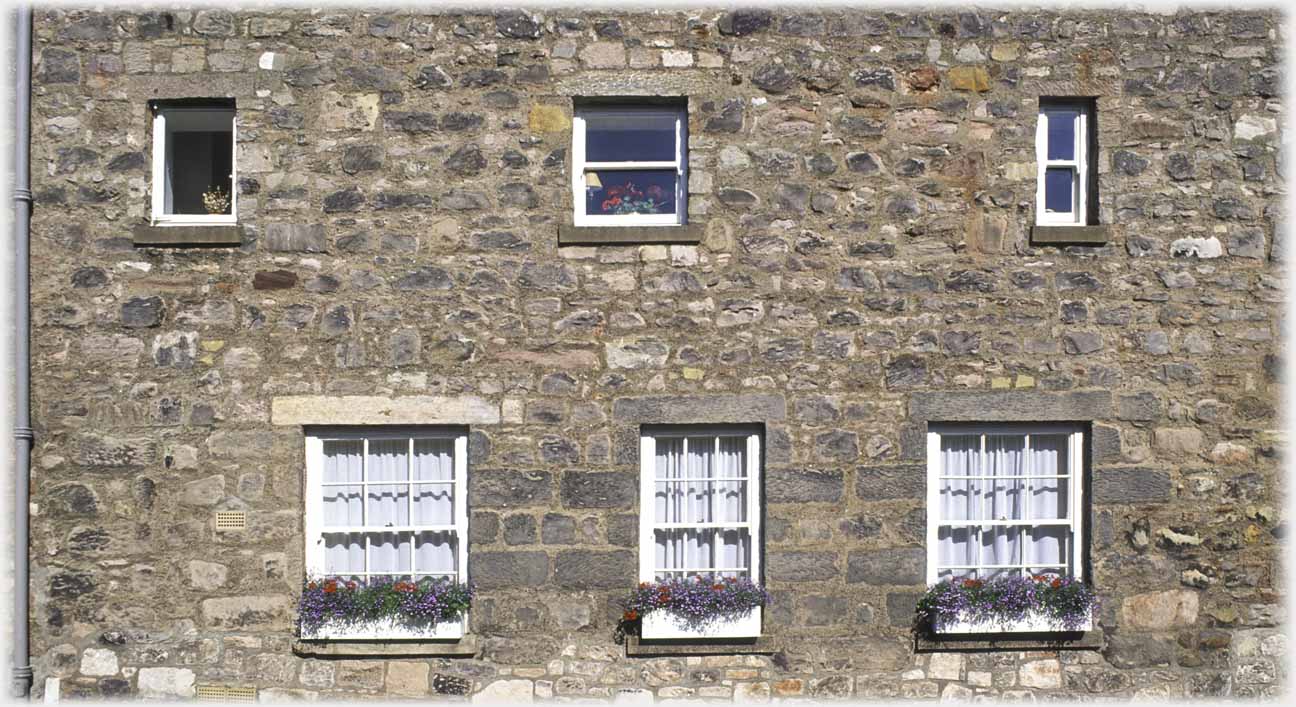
[299,614,466,641]
[933,612,1092,635]
[640,607,761,640]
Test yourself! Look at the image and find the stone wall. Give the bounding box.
[27,6,1284,701]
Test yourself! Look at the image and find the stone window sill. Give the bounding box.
[624,634,778,657]
[558,223,702,245]
[1030,225,1110,246]
[133,224,242,247]
[292,634,479,658]
[915,627,1103,653]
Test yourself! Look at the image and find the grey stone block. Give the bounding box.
[471,551,550,588]
[1092,467,1172,504]
[855,464,925,500]
[263,223,327,252]
[469,470,553,507]
[560,471,635,509]
[767,467,843,503]
[847,548,925,585]
[553,550,634,588]
[767,551,837,581]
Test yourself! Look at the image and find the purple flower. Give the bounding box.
[621,576,771,631]
[914,574,1098,632]
[297,576,473,633]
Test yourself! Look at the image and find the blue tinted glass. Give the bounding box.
[1046,112,1076,161]
[1044,168,1074,213]
[584,111,677,162]
[585,170,677,216]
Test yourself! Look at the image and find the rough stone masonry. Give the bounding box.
[26,6,1283,702]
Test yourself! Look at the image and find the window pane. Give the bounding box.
[367,485,410,526]
[585,169,677,216]
[986,435,1024,521]
[323,441,363,482]
[979,526,1021,570]
[655,528,714,576]
[584,111,677,162]
[323,532,365,577]
[1031,435,1069,476]
[937,526,976,570]
[413,483,453,524]
[716,529,750,578]
[323,484,362,526]
[167,129,232,215]
[1044,168,1075,213]
[413,439,454,481]
[1027,527,1069,570]
[1046,111,1076,160]
[367,439,408,482]
[414,531,457,577]
[940,434,982,521]
[368,532,411,575]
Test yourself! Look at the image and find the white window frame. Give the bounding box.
[1035,101,1089,227]
[638,425,762,639]
[303,427,469,640]
[150,104,237,227]
[924,423,1085,586]
[572,103,688,227]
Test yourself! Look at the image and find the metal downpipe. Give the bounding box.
[12,3,35,700]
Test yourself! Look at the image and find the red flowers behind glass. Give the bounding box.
[598,180,671,214]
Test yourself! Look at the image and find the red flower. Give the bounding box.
[726,577,737,583]
[323,580,338,594]
[713,584,725,591]
[962,579,983,589]
[1051,578,1062,589]
[623,610,638,621]
[308,582,318,590]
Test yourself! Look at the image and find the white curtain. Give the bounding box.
[413,439,455,525]
[938,432,1070,578]
[654,436,750,579]
[320,436,460,580]
[1027,434,1068,571]
[366,439,408,526]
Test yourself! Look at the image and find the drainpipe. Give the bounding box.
[12,3,34,700]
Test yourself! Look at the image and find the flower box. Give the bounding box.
[933,610,1092,635]
[641,607,762,640]
[300,614,466,641]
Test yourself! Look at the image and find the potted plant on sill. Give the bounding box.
[619,576,771,640]
[297,576,473,641]
[915,574,1098,635]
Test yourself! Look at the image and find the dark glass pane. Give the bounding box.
[1044,168,1074,213]
[585,169,677,216]
[584,111,677,162]
[1046,112,1076,160]
[169,130,232,214]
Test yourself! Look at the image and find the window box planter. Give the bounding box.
[932,610,1091,635]
[300,614,466,641]
[641,607,761,640]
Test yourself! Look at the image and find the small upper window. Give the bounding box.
[1035,98,1095,227]
[150,100,236,226]
[572,101,687,227]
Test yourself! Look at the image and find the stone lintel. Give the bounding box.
[908,390,1111,422]
[611,394,786,424]
[1030,225,1111,245]
[271,395,500,426]
[293,635,479,658]
[133,224,242,247]
[558,223,703,245]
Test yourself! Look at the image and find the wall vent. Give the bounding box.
[195,684,256,702]
[214,511,247,530]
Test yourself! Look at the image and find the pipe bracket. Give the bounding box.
[14,427,34,441]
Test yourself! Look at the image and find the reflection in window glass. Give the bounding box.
[1046,111,1076,161]
[584,111,677,162]
[1044,168,1074,213]
[585,169,677,216]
